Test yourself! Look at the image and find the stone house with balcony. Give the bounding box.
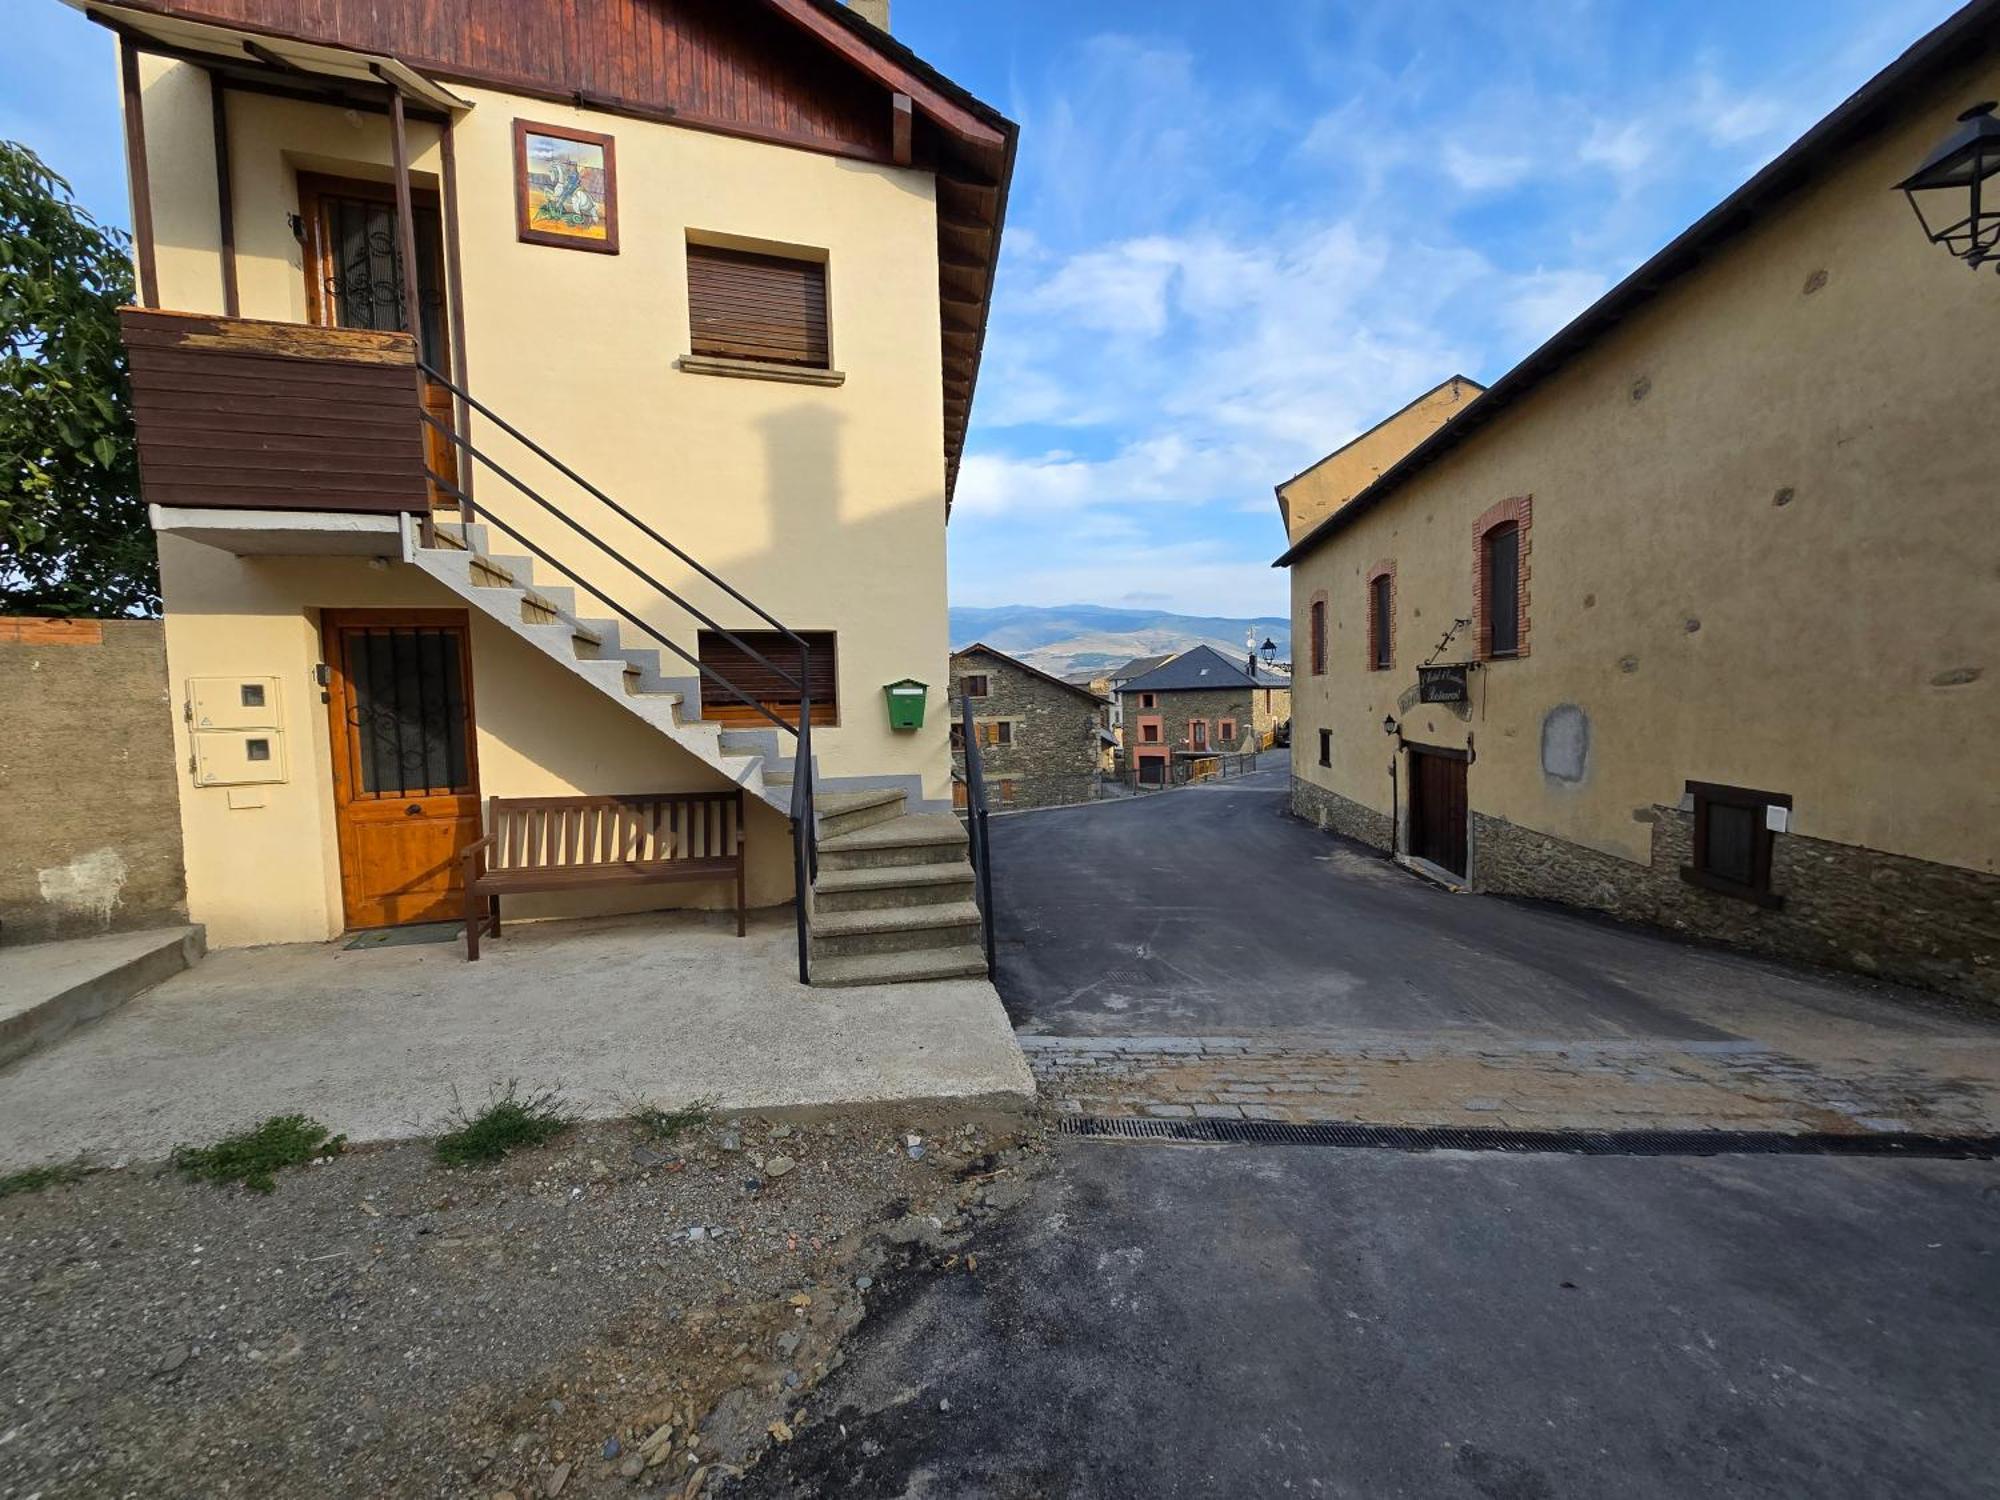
[949,644,1108,810]
[1277,0,2000,1003]
[92,0,1015,986]
[1117,645,1290,785]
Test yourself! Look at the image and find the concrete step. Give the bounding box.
[816,788,908,841]
[0,926,204,1069]
[817,812,969,871]
[809,943,990,988]
[812,862,976,913]
[809,899,983,960]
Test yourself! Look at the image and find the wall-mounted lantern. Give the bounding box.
[1896,101,2000,270]
[1382,714,1400,738]
[1260,637,1278,667]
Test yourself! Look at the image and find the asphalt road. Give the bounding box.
[728,750,2000,1498]
[988,750,1984,1046]
[735,1142,2000,1499]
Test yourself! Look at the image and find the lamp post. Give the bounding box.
[1896,101,2000,270]
[1260,637,1278,668]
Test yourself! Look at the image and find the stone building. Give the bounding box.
[1277,2,2000,1003]
[1118,645,1291,785]
[949,644,1109,810]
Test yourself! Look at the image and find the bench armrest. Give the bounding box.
[461,833,495,879]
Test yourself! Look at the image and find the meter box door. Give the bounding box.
[883,678,928,731]
[189,675,283,730]
[186,676,288,787]
[192,729,288,786]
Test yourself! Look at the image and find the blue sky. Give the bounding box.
[2,0,1964,617]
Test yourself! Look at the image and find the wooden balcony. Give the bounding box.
[122,309,433,515]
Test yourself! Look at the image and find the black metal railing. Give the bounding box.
[412,366,818,982]
[958,689,997,979]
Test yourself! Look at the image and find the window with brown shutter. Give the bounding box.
[686,244,829,368]
[1309,599,1326,676]
[696,629,836,727]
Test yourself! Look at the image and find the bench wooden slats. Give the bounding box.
[460,790,747,960]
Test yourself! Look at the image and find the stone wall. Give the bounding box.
[950,649,1103,810]
[0,618,188,943]
[1474,808,1999,1005]
[1291,775,1394,851]
[1125,686,1256,758]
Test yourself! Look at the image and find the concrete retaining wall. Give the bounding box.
[0,618,188,944]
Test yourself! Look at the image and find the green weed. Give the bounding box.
[171,1115,344,1193]
[629,1097,717,1144]
[0,1159,93,1199]
[435,1082,573,1166]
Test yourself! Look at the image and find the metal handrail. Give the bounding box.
[423,467,795,738]
[417,413,804,706]
[958,689,997,978]
[420,361,808,656]
[411,383,821,984]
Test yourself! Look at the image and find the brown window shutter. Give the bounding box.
[687,244,829,367]
[696,630,837,727]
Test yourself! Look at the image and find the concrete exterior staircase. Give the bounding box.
[810,790,987,987]
[404,521,984,986]
[406,519,793,814]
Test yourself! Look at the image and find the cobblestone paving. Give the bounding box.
[1021,1033,2000,1136]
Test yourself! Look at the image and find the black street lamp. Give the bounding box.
[1260,637,1278,667]
[1896,101,2000,270]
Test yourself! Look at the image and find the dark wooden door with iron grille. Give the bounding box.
[1407,746,1468,879]
[299,173,457,506]
[325,610,481,929]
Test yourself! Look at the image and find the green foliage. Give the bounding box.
[435,1082,574,1166]
[630,1097,716,1143]
[0,1158,93,1198]
[171,1115,345,1193]
[0,141,156,617]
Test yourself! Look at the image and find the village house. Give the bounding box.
[948,644,1108,810]
[1277,14,2000,1002]
[1118,645,1291,785]
[93,0,1015,985]
[1100,651,1173,742]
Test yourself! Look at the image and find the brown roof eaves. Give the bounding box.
[1274,0,2000,570]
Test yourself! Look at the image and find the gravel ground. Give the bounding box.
[0,1106,1046,1499]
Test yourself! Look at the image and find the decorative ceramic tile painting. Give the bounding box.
[513,121,618,254]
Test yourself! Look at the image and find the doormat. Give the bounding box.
[1058,1115,2000,1159]
[344,922,464,951]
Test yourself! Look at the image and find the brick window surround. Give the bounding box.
[1473,495,1533,660]
[1365,560,1396,671]
[1308,593,1328,676]
[1219,718,1237,745]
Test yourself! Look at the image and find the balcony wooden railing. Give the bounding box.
[121,309,432,514]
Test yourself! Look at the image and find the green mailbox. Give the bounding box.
[883,678,928,731]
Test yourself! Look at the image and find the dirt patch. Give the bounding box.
[0,1106,1048,1498]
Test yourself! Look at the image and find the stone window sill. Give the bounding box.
[675,353,845,387]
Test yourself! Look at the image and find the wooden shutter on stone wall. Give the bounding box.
[687,245,830,367]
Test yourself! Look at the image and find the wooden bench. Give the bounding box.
[460,790,746,960]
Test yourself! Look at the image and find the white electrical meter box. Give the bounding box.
[188,675,283,730]
[192,728,288,787]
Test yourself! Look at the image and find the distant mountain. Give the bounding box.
[949,604,1290,681]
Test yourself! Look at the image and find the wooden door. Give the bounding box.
[300,173,458,508]
[1407,748,1468,878]
[325,610,481,929]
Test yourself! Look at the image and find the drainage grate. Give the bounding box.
[1058,1115,2000,1159]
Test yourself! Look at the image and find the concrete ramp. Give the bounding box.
[0,926,204,1069]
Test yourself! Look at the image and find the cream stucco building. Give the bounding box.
[1278,2,2000,1003]
[92,0,1014,983]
